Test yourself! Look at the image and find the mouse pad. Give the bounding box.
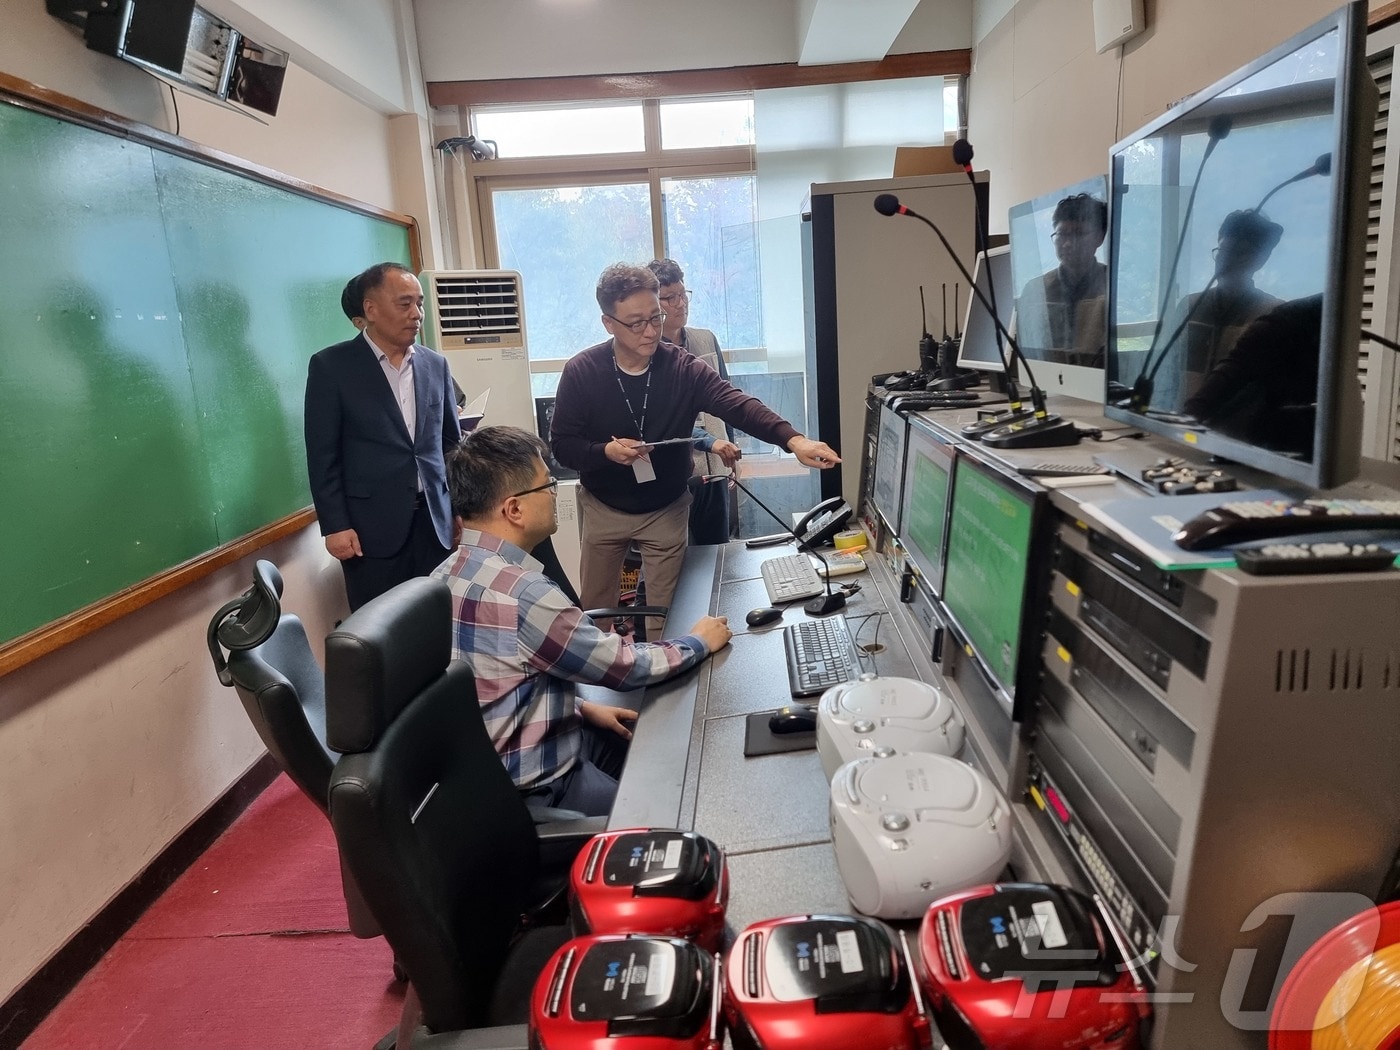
[743,710,817,757]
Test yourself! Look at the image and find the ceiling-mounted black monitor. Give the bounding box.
[1104,0,1375,489]
[47,0,286,118]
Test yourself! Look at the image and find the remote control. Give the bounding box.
[1017,463,1109,477]
[1234,542,1396,575]
[1174,498,1400,550]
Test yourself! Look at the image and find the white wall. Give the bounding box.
[0,3,412,1005]
[966,0,1387,228]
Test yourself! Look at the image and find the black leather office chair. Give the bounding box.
[206,559,381,943]
[325,578,603,1049]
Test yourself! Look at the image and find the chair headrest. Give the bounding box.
[325,577,453,754]
[207,559,285,686]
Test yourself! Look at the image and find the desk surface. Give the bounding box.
[606,539,1057,942]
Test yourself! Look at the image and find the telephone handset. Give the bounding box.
[794,497,853,551]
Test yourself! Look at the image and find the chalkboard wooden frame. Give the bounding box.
[0,72,421,677]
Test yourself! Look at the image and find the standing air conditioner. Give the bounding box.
[420,269,535,434]
[420,268,583,587]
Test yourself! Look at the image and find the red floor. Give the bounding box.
[22,775,404,1050]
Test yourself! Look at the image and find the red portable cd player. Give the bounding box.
[529,933,723,1050]
[570,829,728,952]
[724,914,930,1050]
[917,882,1149,1050]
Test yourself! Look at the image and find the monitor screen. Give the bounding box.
[956,246,1015,375]
[898,417,956,596]
[940,456,1043,698]
[1008,174,1110,402]
[1104,1,1374,488]
[871,403,909,533]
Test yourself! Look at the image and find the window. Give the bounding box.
[469,98,757,387]
[442,72,962,528]
[474,102,645,158]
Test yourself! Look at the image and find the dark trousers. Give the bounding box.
[340,500,450,612]
[523,724,630,818]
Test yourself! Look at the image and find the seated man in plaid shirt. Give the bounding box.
[431,425,732,816]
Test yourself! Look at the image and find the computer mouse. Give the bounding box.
[745,607,784,628]
[768,706,818,734]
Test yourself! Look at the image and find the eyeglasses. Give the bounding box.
[605,312,667,334]
[511,477,559,499]
[658,290,690,306]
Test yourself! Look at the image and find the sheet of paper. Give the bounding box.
[462,387,490,418]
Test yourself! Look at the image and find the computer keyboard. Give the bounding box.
[761,553,826,604]
[784,615,861,697]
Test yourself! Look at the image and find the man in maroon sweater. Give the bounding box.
[551,263,841,620]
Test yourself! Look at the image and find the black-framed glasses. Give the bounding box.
[511,477,559,499]
[605,312,667,334]
[658,289,690,306]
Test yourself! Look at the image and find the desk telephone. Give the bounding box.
[794,497,852,550]
[745,497,854,551]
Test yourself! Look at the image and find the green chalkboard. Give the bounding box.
[0,93,413,651]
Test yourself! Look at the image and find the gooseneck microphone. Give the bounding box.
[873,191,1080,448]
[946,138,1037,432]
[711,474,846,616]
[1255,152,1331,212]
[1128,116,1235,412]
[951,137,975,171]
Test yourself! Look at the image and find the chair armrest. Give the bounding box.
[583,606,669,620]
[536,815,608,843]
[527,805,587,824]
[409,1022,530,1050]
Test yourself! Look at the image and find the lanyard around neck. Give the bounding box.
[612,354,650,440]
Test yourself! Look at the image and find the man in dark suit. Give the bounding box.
[304,262,460,610]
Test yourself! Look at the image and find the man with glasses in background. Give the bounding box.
[551,263,840,623]
[433,426,733,816]
[648,258,743,541]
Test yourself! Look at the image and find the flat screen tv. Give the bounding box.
[871,402,909,535]
[1104,0,1375,489]
[898,416,956,597]
[939,455,1047,709]
[1008,174,1111,403]
[956,245,1016,378]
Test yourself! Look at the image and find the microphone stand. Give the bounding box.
[874,191,1080,448]
[947,140,1041,434]
[709,474,847,616]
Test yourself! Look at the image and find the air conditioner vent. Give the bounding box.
[1272,647,1400,693]
[425,271,524,347]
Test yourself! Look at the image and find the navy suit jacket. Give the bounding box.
[304,334,460,558]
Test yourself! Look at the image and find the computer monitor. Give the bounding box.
[940,455,1047,706]
[1104,1,1374,489]
[898,417,956,596]
[1008,174,1110,403]
[956,245,1015,377]
[871,402,909,534]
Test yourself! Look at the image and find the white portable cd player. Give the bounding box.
[829,751,1013,920]
[816,675,965,780]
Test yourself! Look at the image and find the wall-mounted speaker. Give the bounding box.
[1093,0,1145,53]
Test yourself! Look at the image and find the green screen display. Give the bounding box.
[941,460,1036,691]
[899,424,953,592]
